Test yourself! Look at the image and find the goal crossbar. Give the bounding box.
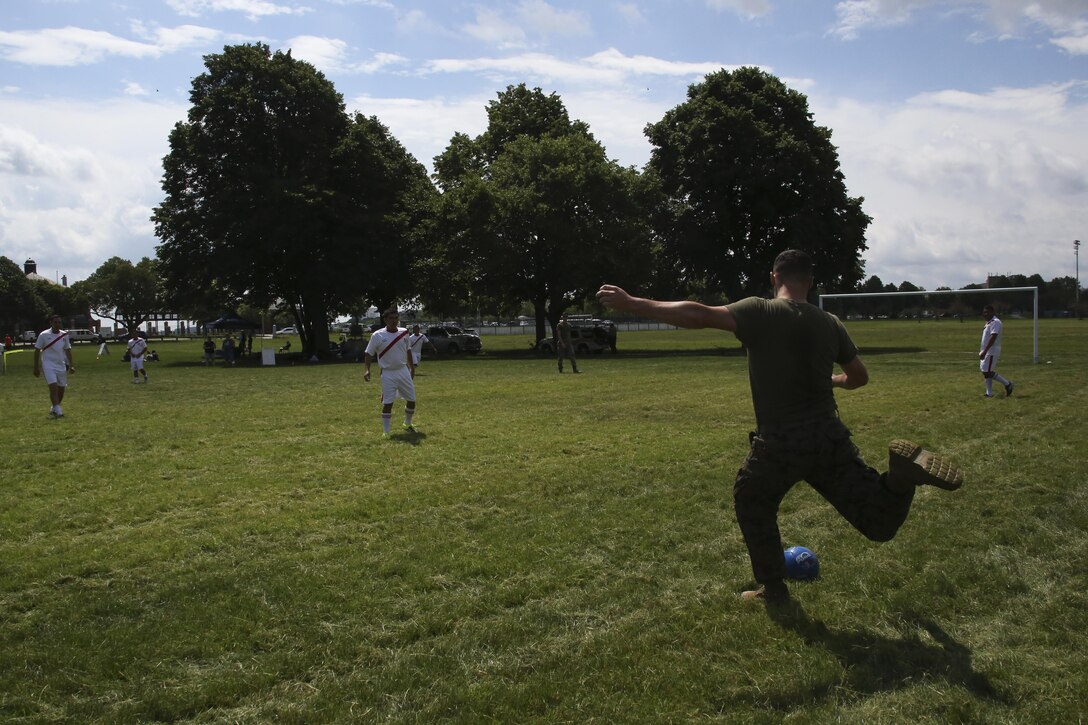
[818,286,1039,363]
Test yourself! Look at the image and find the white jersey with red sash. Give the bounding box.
[128,336,148,370]
[365,328,412,369]
[365,327,415,404]
[34,329,71,372]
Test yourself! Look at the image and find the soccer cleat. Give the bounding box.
[403,424,417,433]
[48,409,57,418]
[888,440,964,491]
[382,432,392,440]
[133,379,140,384]
[1004,382,1014,397]
[740,584,790,604]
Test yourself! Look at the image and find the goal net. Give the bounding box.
[818,286,1039,363]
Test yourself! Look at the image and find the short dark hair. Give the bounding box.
[982,304,995,313]
[383,308,399,318]
[772,249,813,282]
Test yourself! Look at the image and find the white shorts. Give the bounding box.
[980,353,999,374]
[380,366,416,405]
[131,357,145,371]
[43,367,68,387]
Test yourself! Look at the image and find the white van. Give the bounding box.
[67,329,98,343]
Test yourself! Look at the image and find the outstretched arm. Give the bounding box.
[596,284,737,332]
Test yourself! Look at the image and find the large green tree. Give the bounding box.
[0,256,50,334]
[153,43,432,355]
[646,67,870,301]
[430,85,654,338]
[74,256,161,333]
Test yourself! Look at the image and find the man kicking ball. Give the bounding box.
[598,250,965,605]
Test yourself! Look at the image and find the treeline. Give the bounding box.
[822,273,1081,320]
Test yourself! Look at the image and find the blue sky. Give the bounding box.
[2,0,1086,291]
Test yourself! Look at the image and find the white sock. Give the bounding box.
[382,413,392,433]
[985,379,993,396]
[405,409,414,426]
[994,373,1009,386]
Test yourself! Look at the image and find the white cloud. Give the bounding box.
[129,22,225,52]
[615,2,646,24]
[348,94,492,168]
[0,97,187,282]
[123,81,150,96]
[831,0,924,40]
[422,48,732,88]
[812,82,1088,287]
[0,27,161,66]
[286,35,408,74]
[705,0,773,17]
[461,7,528,49]
[584,48,736,77]
[831,0,1088,44]
[0,24,227,66]
[459,1,590,49]
[517,0,591,37]
[165,0,312,21]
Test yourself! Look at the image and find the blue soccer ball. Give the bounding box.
[784,545,820,580]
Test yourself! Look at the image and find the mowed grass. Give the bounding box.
[1,319,1086,723]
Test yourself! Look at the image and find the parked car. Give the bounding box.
[534,324,610,356]
[277,326,297,335]
[425,325,482,354]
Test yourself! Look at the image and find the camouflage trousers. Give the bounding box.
[557,342,577,371]
[733,416,915,585]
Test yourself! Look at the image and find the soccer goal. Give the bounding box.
[818,286,1039,363]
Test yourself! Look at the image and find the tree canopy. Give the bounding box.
[74,256,162,333]
[0,256,50,333]
[153,43,433,355]
[646,67,870,301]
[429,84,654,337]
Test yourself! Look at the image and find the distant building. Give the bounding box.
[24,258,61,286]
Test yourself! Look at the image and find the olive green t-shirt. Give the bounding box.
[728,296,859,426]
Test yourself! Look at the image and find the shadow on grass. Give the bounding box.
[757,600,1009,708]
[385,430,426,446]
[161,346,927,368]
[483,346,927,361]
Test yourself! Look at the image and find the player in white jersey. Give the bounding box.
[979,304,1013,398]
[407,325,437,367]
[33,314,75,418]
[364,309,418,437]
[127,332,149,384]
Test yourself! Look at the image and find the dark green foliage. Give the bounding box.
[0,255,51,331]
[75,256,161,332]
[429,84,655,338]
[153,44,434,355]
[646,67,870,301]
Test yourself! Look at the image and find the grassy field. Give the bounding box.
[1,319,1086,723]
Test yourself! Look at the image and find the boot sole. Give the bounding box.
[889,439,964,490]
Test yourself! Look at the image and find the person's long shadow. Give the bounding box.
[755,601,1009,709]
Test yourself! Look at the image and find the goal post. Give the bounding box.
[818,286,1039,364]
